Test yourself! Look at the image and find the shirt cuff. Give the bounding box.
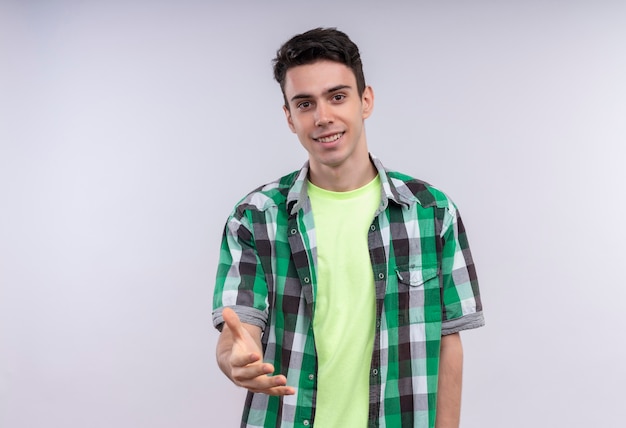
[441,311,485,335]
[212,305,268,332]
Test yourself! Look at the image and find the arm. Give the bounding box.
[435,332,463,428]
[216,307,295,396]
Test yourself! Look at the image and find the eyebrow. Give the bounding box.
[289,85,352,103]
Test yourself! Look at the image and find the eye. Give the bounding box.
[297,101,312,110]
[332,94,346,102]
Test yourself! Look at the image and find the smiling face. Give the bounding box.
[283,60,374,188]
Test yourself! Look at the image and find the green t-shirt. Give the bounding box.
[308,175,381,427]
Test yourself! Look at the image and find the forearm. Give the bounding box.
[435,333,463,428]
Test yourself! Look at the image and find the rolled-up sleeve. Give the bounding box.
[440,204,484,335]
[212,211,269,332]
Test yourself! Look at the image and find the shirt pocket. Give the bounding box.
[395,264,441,324]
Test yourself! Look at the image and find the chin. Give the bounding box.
[318,157,348,169]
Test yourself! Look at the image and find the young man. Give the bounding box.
[213,28,484,428]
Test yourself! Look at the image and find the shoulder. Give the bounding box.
[385,169,457,211]
[231,170,299,218]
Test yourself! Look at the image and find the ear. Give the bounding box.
[361,86,374,119]
[283,105,296,133]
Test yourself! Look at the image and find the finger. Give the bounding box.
[231,366,274,386]
[239,374,294,395]
[257,385,296,396]
[222,307,245,341]
[230,351,262,368]
[231,357,273,379]
[253,375,295,396]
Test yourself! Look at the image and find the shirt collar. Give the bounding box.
[286,154,419,216]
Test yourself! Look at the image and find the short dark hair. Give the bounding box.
[273,27,366,107]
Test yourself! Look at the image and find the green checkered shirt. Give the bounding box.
[213,155,484,428]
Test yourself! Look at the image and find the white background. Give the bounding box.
[1,0,625,426]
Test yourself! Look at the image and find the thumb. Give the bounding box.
[222,307,245,341]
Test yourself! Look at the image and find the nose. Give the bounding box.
[314,103,333,127]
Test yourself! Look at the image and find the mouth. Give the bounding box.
[314,132,344,143]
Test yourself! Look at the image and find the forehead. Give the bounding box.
[283,60,357,97]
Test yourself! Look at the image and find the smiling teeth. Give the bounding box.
[317,133,343,143]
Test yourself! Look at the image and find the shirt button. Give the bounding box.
[376,320,381,328]
[378,273,385,279]
[303,420,310,426]
[370,224,376,231]
[303,277,310,284]
[372,369,378,376]
[308,374,314,381]
[290,228,297,235]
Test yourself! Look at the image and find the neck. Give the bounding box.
[308,153,377,192]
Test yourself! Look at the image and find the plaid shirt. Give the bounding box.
[213,155,484,428]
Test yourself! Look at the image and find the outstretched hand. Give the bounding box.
[220,307,295,396]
